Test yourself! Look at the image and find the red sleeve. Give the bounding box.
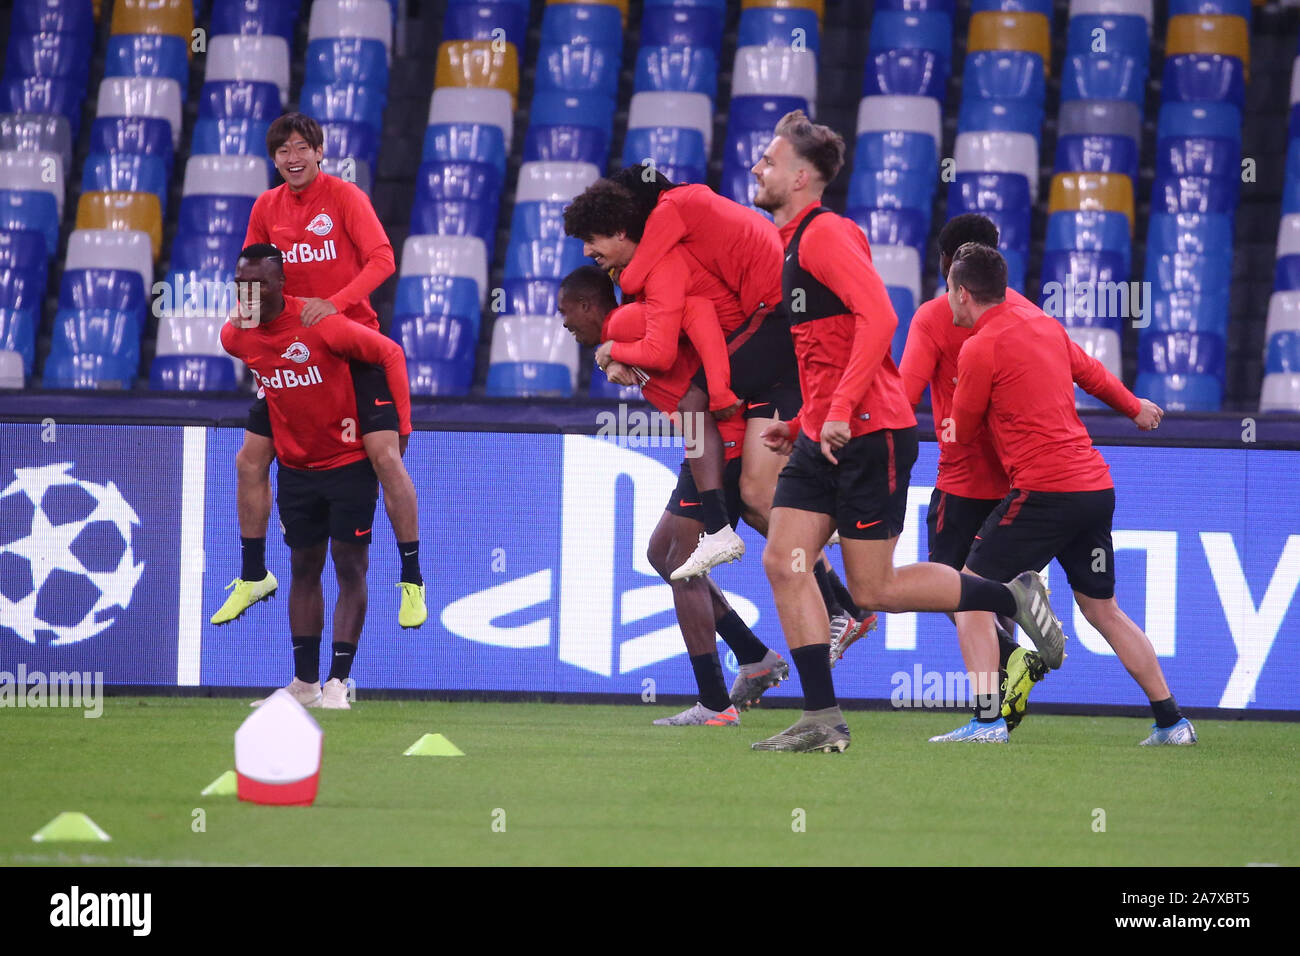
[952,336,993,446]
[318,317,412,435]
[1068,336,1142,418]
[219,321,243,362]
[609,251,689,372]
[785,412,803,440]
[898,310,940,407]
[801,217,898,422]
[243,194,270,247]
[619,200,689,297]
[327,183,396,314]
[679,296,740,411]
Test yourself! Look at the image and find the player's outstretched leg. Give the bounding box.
[321,538,370,709]
[362,430,426,628]
[670,389,745,581]
[1000,646,1048,731]
[214,432,279,625]
[251,540,328,707]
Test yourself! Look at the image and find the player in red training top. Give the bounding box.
[938,242,1195,746]
[897,213,1047,727]
[212,112,426,631]
[221,245,413,710]
[749,110,1066,753]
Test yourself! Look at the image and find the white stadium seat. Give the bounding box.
[1068,327,1122,376]
[401,234,489,303]
[96,77,184,148]
[182,155,271,198]
[1265,291,1300,340]
[487,315,579,396]
[0,113,73,176]
[954,131,1039,200]
[1260,373,1300,412]
[205,35,292,105]
[0,350,24,388]
[1068,0,1153,27]
[627,91,714,152]
[308,0,393,61]
[857,95,942,151]
[155,312,227,357]
[0,150,65,216]
[320,157,372,194]
[1291,57,1300,106]
[1276,215,1300,260]
[514,161,601,203]
[872,244,922,311]
[65,229,154,294]
[428,88,514,151]
[731,46,818,115]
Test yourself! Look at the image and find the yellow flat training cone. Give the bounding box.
[32,812,111,843]
[403,733,464,757]
[201,770,237,796]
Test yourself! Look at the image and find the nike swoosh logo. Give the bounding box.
[355,528,371,536]
[402,550,417,557]
[374,399,393,406]
[856,519,882,529]
[679,500,702,507]
[748,402,771,409]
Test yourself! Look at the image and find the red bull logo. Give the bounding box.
[282,240,337,264]
[281,342,311,364]
[254,366,324,390]
[306,213,334,236]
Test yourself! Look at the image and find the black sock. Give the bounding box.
[1151,695,1182,729]
[291,635,321,684]
[699,489,728,534]
[813,561,845,618]
[241,536,267,581]
[827,566,862,619]
[690,652,730,712]
[327,641,357,682]
[714,609,768,666]
[398,540,422,586]
[790,644,836,712]
[958,573,1018,617]
[995,615,1020,668]
[974,692,1000,722]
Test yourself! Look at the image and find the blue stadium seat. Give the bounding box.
[971,0,1050,14]
[43,352,137,389]
[501,278,562,316]
[409,200,498,248]
[1152,175,1239,216]
[737,8,821,55]
[0,266,42,313]
[1146,252,1231,296]
[422,122,507,177]
[849,207,930,258]
[1161,54,1244,108]
[299,82,385,132]
[948,171,1032,214]
[1003,248,1027,291]
[81,153,169,210]
[1066,16,1149,64]
[394,274,482,331]
[1040,249,1128,289]
[1055,134,1139,182]
[589,375,644,401]
[486,362,573,398]
[847,168,934,213]
[443,1,529,51]
[523,127,608,167]
[530,91,615,140]
[1060,53,1145,108]
[957,98,1044,140]
[888,285,915,364]
[1148,290,1230,336]
[976,209,1032,256]
[1154,136,1240,181]
[3,31,90,84]
[1168,0,1251,19]
[0,307,36,375]
[641,5,724,53]
[104,35,189,98]
[540,4,623,52]
[149,355,238,391]
[89,116,174,180]
[407,358,472,396]
[391,314,476,364]
[728,94,808,133]
[535,44,620,99]
[304,38,390,89]
[198,81,282,121]
[1,78,84,139]
[58,268,147,322]
[192,118,273,161]
[414,160,501,203]
[13,0,95,37]
[320,120,379,171]
[1046,210,1132,266]
[1157,102,1242,144]
[1136,333,1225,411]
[1275,255,1300,292]
[509,200,569,241]
[171,234,244,279]
[177,194,255,235]
[962,50,1045,103]
[1266,332,1300,373]
[855,130,939,177]
[0,230,47,284]
[49,308,141,368]
[862,49,946,98]
[877,0,956,10]
[0,190,58,259]
[623,127,709,175]
[869,11,954,67]
[721,165,762,207]
[635,46,719,100]
[504,238,588,281]
[211,0,296,43]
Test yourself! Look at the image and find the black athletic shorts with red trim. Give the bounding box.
[926,489,1004,570]
[246,361,399,437]
[964,487,1117,599]
[276,457,379,549]
[772,426,919,539]
[666,456,744,527]
[691,303,801,413]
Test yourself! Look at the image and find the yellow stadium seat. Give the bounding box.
[435,40,520,107]
[94,0,103,19]
[1166,15,1250,80]
[546,0,629,27]
[76,191,164,261]
[742,0,826,22]
[1049,173,1135,235]
[111,0,195,56]
[968,12,1052,75]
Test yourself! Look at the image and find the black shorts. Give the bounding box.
[666,456,744,526]
[965,487,1117,599]
[691,303,801,412]
[926,489,1003,570]
[246,362,398,438]
[276,458,379,549]
[743,380,802,421]
[772,427,918,539]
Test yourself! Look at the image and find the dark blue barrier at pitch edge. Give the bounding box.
[0,423,1297,711]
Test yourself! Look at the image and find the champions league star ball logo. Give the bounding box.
[0,464,144,646]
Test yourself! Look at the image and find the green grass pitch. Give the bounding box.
[3,699,1297,866]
